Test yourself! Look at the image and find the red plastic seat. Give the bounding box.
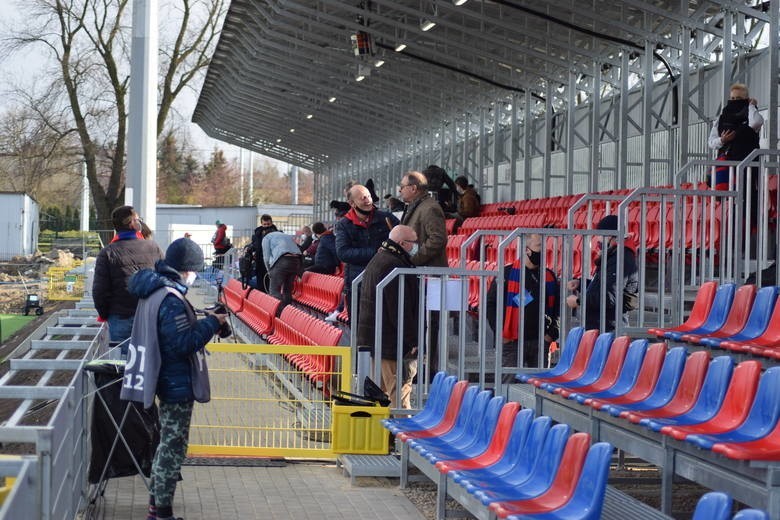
[221,278,249,314]
[712,415,780,461]
[525,330,600,387]
[681,284,757,344]
[660,360,762,440]
[488,433,591,518]
[555,336,631,398]
[647,281,717,338]
[622,350,710,423]
[435,403,521,473]
[586,343,667,410]
[721,296,780,356]
[398,381,471,441]
[236,290,280,337]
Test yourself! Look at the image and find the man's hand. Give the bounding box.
[566,279,580,292]
[720,129,736,144]
[566,294,579,309]
[206,310,228,325]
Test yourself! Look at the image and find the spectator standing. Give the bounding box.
[566,215,639,332]
[330,184,398,322]
[262,231,302,309]
[211,220,231,270]
[454,176,481,219]
[707,83,764,230]
[92,205,164,350]
[485,234,560,377]
[252,214,278,292]
[356,225,420,409]
[296,225,313,252]
[399,171,448,376]
[123,238,225,520]
[305,223,339,275]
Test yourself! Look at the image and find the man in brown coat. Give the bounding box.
[399,171,447,268]
[454,176,480,219]
[399,171,448,378]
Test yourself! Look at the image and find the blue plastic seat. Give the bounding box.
[665,284,735,341]
[602,347,687,417]
[419,395,505,463]
[517,328,585,383]
[541,333,614,393]
[642,356,734,432]
[686,366,780,449]
[383,373,455,434]
[700,286,780,348]
[570,339,648,404]
[450,409,535,484]
[458,417,554,494]
[471,424,572,505]
[691,491,732,520]
[504,442,613,520]
[408,386,481,451]
[732,509,770,520]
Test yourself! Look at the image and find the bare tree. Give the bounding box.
[3,0,226,230]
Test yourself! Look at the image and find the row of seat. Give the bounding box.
[650,281,780,360]
[385,372,612,520]
[292,271,344,314]
[520,328,780,461]
[220,278,343,386]
[459,213,547,236]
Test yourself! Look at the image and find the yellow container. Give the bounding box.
[331,404,390,454]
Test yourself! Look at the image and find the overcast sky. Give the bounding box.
[0,2,251,164]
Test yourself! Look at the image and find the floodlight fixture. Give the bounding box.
[453,0,468,5]
[394,43,407,52]
[306,114,313,119]
[420,19,436,31]
[329,96,337,102]
[374,59,385,68]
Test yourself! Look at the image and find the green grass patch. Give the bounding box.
[0,315,36,343]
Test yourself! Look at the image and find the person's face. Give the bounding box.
[524,236,542,268]
[131,213,142,232]
[350,187,374,212]
[399,232,418,253]
[261,220,272,228]
[398,177,417,203]
[730,88,747,101]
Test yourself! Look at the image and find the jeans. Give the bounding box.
[107,315,134,357]
[268,255,301,307]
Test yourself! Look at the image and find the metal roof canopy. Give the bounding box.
[193,0,774,171]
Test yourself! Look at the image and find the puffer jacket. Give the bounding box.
[92,233,164,319]
[128,261,220,403]
[335,208,398,287]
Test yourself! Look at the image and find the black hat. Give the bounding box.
[165,238,204,272]
[596,215,618,230]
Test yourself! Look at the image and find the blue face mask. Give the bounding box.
[409,243,420,257]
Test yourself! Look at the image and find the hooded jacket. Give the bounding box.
[127,261,220,403]
[583,243,639,332]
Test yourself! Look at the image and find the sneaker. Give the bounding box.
[324,310,340,323]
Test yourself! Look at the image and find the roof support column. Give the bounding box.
[543,83,553,198]
[770,0,779,150]
[721,10,734,100]
[617,51,630,189]
[492,105,500,204]
[642,41,653,187]
[679,23,691,175]
[510,93,519,201]
[523,90,533,199]
[590,61,602,193]
[566,72,576,196]
[479,108,487,197]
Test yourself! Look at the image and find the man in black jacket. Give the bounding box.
[92,205,164,353]
[356,225,419,409]
[251,214,278,292]
[566,215,639,332]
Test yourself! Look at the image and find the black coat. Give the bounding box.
[583,245,639,331]
[356,240,419,360]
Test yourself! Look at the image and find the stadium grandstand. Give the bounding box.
[2,1,780,519]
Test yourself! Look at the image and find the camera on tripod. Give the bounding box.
[207,302,232,338]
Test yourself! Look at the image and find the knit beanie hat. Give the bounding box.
[596,215,618,230]
[165,238,204,272]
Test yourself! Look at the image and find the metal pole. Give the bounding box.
[239,148,244,206]
[80,162,89,232]
[248,151,254,207]
[127,0,158,231]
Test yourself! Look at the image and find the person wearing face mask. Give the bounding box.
[486,234,560,377]
[124,237,226,520]
[356,225,420,409]
[93,205,164,353]
[330,184,399,322]
[565,215,639,332]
